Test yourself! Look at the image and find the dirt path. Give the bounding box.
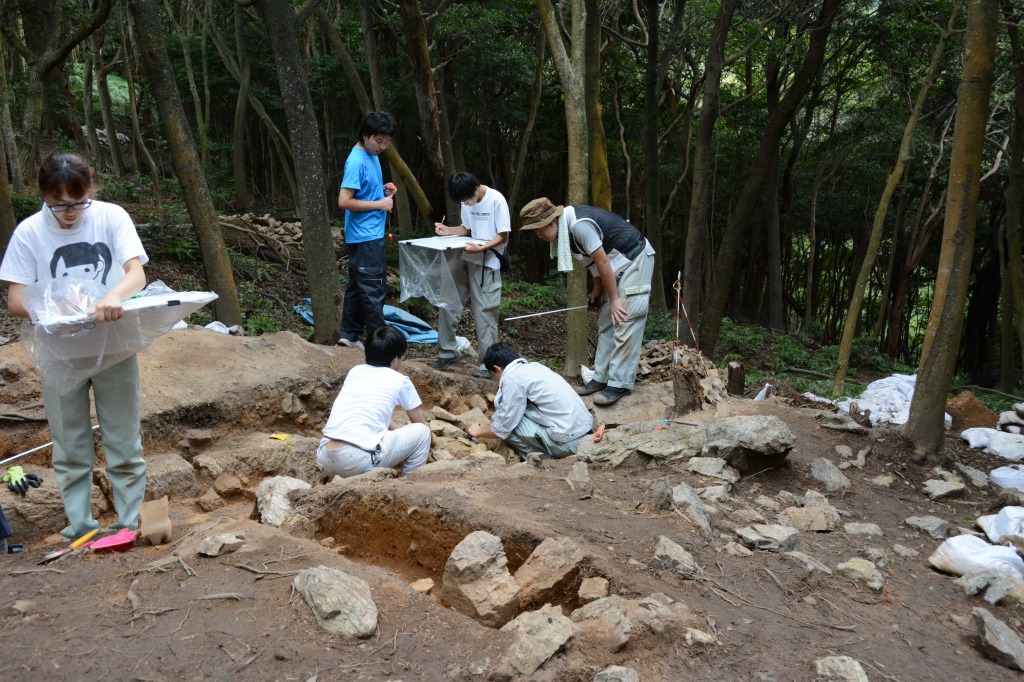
[0,330,1020,681]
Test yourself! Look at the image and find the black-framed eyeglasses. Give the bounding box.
[46,200,93,213]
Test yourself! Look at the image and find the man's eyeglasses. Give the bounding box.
[46,200,93,213]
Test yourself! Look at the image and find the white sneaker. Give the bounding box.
[337,338,365,350]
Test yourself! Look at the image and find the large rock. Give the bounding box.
[193,432,320,484]
[577,424,707,468]
[515,536,585,609]
[571,596,632,651]
[814,655,868,681]
[783,551,833,579]
[620,593,692,640]
[671,481,712,538]
[974,607,1024,670]
[650,535,699,576]
[811,458,851,492]
[566,461,594,497]
[1,467,108,539]
[735,524,800,552]
[778,506,841,532]
[494,604,577,680]
[836,558,884,592]
[142,453,200,499]
[686,456,739,483]
[700,415,796,473]
[293,566,378,638]
[905,515,951,539]
[255,476,311,527]
[923,478,966,500]
[441,531,521,627]
[594,666,640,682]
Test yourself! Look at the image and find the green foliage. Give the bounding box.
[100,174,153,205]
[10,192,40,222]
[499,279,566,317]
[643,312,675,344]
[157,236,200,262]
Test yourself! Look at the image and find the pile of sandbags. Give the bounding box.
[998,403,1024,434]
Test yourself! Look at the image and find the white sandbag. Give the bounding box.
[985,432,1024,461]
[835,374,951,427]
[977,507,1024,544]
[991,465,1024,491]
[961,427,997,449]
[928,535,1024,590]
[998,410,1024,433]
[801,392,835,406]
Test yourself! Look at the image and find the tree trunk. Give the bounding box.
[54,65,88,156]
[232,4,250,213]
[124,18,161,205]
[509,27,546,214]
[0,121,16,253]
[642,0,665,317]
[699,0,842,355]
[129,0,242,327]
[903,0,997,459]
[94,39,127,175]
[1003,0,1024,366]
[0,40,22,191]
[682,0,740,334]
[538,0,589,377]
[832,1,959,396]
[82,49,104,166]
[254,0,342,344]
[397,0,448,219]
[315,5,431,221]
[2,0,113,186]
[585,0,610,210]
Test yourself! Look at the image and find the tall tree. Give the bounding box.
[682,0,741,336]
[832,1,961,396]
[699,0,843,354]
[1,0,113,186]
[254,0,342,344]
[128,0,242,326]
[538,0,590,376]
[903,0,998,459]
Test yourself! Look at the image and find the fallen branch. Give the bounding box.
[781,367,833,380]
[127,578,143,612]
[954,384,1024,403]
[194,593,247,601]
[698,576,855,632]
[10,568,65,576]
[125,607,178,624]
[225,563,299,579]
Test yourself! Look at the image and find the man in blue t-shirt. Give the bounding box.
[337,111,397,349]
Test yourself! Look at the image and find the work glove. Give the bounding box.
[4,466,43,496]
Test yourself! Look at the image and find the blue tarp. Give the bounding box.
[292,299,438,344]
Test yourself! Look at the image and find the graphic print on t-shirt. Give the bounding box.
[50,242,113,284]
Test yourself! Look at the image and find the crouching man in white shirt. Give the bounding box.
[467,342,594,460]
[317,326,435,477]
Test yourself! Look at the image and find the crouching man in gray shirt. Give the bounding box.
[467,342,594,460]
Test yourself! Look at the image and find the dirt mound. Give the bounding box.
[1,331,1021,681]
[946,390,998,430]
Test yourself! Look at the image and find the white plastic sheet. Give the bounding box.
[928,534,1024,589]
[398,236,486,310]
[827,374,951,427]
[992,465,1024,491]
[21,278,217,394]
[977,507,1024,544]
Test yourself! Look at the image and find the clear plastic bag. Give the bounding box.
[20,278,217,395]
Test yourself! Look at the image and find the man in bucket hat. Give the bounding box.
[520,197,655,406]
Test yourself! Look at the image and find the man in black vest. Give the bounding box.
[520,197,655,406]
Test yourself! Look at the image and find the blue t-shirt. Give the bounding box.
[341,146,385,244]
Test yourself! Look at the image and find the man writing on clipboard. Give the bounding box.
[431,172,510,379]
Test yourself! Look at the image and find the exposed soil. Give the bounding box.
[0,214,1021,680]
[0,326,1020,682]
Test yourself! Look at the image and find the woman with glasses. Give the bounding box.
[0,152,148,543]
